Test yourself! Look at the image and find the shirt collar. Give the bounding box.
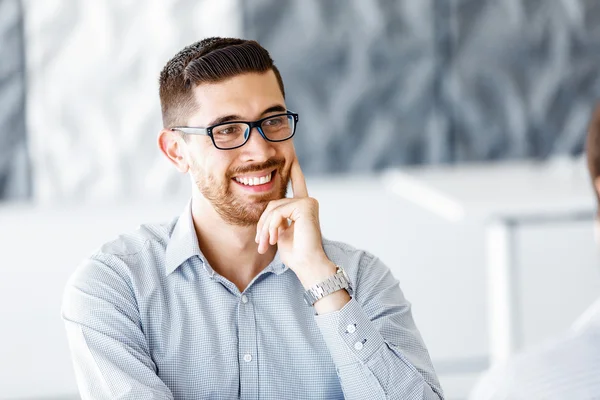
[165,199,289,276]
[264,250,289,275]
[165,200,204,276]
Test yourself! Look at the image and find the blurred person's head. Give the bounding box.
[157,37,295,226]
[586,104,600,241]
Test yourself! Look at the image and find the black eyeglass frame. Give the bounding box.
[170,111,299,150]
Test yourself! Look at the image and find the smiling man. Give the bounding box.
[61,37,443,399]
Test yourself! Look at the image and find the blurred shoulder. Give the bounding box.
[470,332,600,400]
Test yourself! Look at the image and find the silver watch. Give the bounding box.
[303,266,351,306]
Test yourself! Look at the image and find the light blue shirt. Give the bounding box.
[62,200,443,399]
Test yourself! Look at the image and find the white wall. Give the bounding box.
[518,222,600,347]
[22,0,242,204]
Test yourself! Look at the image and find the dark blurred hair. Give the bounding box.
[586,104,600,213]
[159,37,285,129]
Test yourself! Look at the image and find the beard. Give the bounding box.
[192,157,290,226]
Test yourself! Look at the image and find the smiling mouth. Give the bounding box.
[232,170,276,186]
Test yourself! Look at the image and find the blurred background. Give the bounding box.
[2,0,600,399]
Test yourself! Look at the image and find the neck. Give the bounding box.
[191,196,277,292]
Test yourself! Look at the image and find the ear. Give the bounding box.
[158,129,189,173]
[594,177,600,198]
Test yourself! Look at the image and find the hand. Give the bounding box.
[255,159,336,288]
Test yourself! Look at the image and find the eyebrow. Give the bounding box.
[207,105,287,126]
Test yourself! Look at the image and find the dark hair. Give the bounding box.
[159,37,285,129]
[586,104,600,214]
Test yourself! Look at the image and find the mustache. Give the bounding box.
[228,157,285,178]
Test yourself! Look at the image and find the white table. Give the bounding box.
[383,158,596,364]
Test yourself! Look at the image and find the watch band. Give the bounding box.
[303,267,350,306]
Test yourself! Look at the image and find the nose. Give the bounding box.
[240,126,276,160]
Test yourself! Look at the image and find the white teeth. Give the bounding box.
[235,172,272,186]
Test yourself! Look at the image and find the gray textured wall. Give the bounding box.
[446,0,600,162]
[245,0,600,173]
[0,0,30,200]
[2,1,600,201]
[245,1,446,172]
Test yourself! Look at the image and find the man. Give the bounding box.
[469,105,600,399]
[62,37,443,399]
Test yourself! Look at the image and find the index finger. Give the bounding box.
[290,158,309,198]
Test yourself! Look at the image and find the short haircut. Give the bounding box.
[586,104,600,213]
[158,37,285,129]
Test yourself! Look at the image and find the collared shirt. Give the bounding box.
[469,298,600,400]
[62,200,444,400]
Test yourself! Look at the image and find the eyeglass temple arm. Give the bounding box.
[170,127,210,136]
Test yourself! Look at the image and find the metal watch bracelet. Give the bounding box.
[303,267,350,306]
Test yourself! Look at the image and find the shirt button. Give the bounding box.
[243,354,252,362]
[354,342,364,351]
[346,324,356,333]
[241,295,249,304]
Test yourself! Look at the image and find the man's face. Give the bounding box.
[183,70,294,226]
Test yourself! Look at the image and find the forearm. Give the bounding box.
[314,288,351,314]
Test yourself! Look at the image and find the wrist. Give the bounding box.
[313,289,351,315]
[297,259,338,289]
[302,263,352,312]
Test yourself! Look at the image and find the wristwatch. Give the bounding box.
[303,266,351,306]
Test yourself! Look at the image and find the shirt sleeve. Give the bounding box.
[314,253,444,400]
[61,256,174,400]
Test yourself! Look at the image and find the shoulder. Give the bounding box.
[96,217,176,260]
[322,238,396,290]
[65,217,177,294]
[322,238,377,271]
[471,333,599,399]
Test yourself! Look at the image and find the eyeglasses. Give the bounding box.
[170,111,299,150]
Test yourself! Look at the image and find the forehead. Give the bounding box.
[190,70,285,124]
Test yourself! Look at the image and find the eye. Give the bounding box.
[214,124,243,135]
[264,116,285,127]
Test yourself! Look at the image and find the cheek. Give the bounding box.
[193,154,236,182]
[281,145,296,167]
[187,153,205,176]
[282,143,297,163]
[187,144,229,175]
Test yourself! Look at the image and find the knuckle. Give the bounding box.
[269,212,281,226]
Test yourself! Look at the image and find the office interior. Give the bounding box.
[2,1,600,399]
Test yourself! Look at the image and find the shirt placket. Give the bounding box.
[237,291,258,399]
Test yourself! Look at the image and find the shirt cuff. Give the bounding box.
[314,298,386,367]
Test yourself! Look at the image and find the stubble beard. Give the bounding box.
[193,158,290,226]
